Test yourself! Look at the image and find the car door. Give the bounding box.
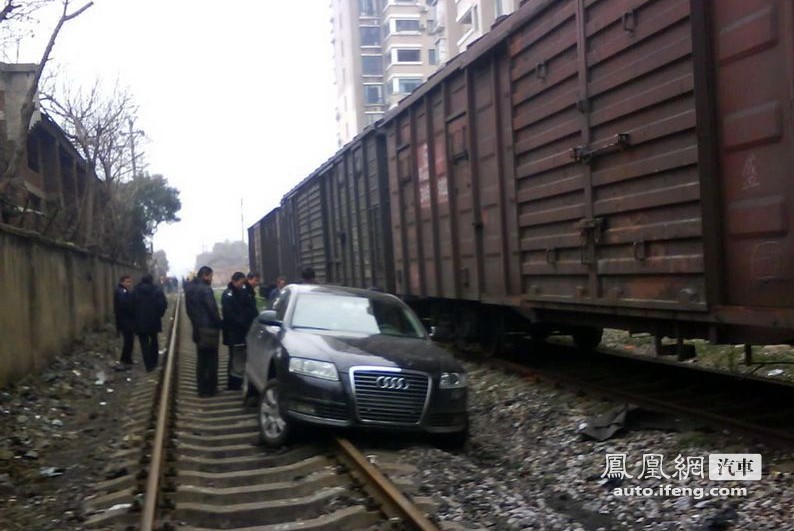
[247,317,269,391]
[262,289,292,378]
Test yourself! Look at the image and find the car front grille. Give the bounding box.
[350,367,430,425]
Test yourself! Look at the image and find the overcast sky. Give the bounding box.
[16,1,338,274]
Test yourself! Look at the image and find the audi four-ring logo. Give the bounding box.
[376,376,409,390]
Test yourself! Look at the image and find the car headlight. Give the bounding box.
[289,357,339,381]
[439,372,467,389]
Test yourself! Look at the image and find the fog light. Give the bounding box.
[290,401,316,415]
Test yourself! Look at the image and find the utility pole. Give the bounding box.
[128,118,137,178]
[240,198,245,243]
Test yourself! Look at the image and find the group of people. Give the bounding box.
[184,266,261,397]
[115,265,316,396]
[113,274,168,372]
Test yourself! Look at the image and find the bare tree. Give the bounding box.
[42,79,146,243]
[0,0,51,29]
[0,0,93,210]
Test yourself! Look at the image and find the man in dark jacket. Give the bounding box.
[132,274,168,372]
[186,266,222,397]
[114,275,135,365]
[241,272,260,308]
[222,272,257,390]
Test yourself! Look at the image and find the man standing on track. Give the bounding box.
[186,266,222,397]
[222,272,257,390]
[132,274,168,372]
[114,275,136,366]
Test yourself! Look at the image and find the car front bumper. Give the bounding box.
[280,371,468,434]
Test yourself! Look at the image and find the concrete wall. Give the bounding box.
[0,62,40,144]
[0,224,143,388]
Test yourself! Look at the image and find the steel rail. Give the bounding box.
[334,436,439,531]
[140,293,181,531]
[493,357,794,447]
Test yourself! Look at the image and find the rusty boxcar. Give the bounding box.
[380,0,794,350]
[248,208,283,287]
[251,0,794,353]
[257,128,394,290]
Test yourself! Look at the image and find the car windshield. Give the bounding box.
[291,293,425,338]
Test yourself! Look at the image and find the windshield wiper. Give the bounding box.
[292,325,332,331]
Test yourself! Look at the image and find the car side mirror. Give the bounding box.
[258,310,282,327]
[422,319,435,339]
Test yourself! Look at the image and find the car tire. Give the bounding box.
[242,372,257,407]
[257,378,292,447]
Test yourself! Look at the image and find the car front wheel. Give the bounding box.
[257,378,292,447]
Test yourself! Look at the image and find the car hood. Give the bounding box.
[282,330,463,374]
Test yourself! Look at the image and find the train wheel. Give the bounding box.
[480,313,523,358]
[528,325,551,342]
[480,313,506,358]
[572,327,603,350]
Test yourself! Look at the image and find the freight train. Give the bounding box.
[250,0,794,356]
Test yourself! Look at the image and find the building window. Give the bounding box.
[395,48,421,63]
[362,55,382,75]
[459,6,477,34]
[394,19,421,32]
[396,77,423,94]
[359,0,378,16]
[360,26,380,46]
[495,0,515,18]
[365,113,383,126]
[429,48,437,65]
[364,84,384,104]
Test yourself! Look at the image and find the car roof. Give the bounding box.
[286,284,401,303]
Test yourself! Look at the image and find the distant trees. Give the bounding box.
[195,240,248,272]
[194,240,249,286]
[109,174,181,262]
[150,249,169,280]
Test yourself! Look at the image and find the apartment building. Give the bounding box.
[332,0,519,146]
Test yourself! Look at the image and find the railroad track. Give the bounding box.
[85,295,440,530]
[488,338,794,447]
